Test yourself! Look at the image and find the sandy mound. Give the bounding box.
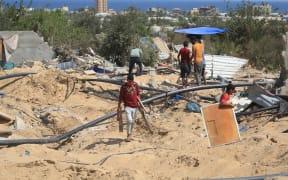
[0,64,287,180]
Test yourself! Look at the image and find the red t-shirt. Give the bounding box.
[179,47,191,63]
[119,81,140,108]
[220,92,230,104]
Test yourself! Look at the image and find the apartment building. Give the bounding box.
[95,0,107,13]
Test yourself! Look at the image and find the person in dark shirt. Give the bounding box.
[117,74,140,142]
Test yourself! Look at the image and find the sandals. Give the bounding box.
[125,134,132,142]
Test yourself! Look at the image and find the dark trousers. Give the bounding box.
[194,62,203,85]
[180,62,189,78]
[129,57,142,75]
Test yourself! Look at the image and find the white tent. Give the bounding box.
[0,31,54,66]
[0,33,19,61]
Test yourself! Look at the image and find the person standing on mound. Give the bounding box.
[177,40,192,87]
[117,74,140,142]
[190,36,204,86]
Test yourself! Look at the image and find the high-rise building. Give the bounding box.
[95,0,107,13]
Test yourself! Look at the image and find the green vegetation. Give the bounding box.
[0,0,287,71]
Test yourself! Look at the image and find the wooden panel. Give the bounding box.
[0,39,3,61]
[201,103,240,146]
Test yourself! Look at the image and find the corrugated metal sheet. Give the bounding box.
[205,54,248,79]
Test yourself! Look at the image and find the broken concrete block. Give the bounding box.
[15,116,26,130]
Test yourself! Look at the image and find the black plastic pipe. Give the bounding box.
[141,82,267,104]
[0,72,37,80]
[0,112,117,145]
[80,78,167,92]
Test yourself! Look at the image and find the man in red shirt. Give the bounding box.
[177,40,192,87]
[117,74,140,142]
[220,83,236,108]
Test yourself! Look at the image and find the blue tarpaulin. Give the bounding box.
[92,66,113,74]
[174,26,228,35]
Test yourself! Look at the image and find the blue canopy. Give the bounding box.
[174,27,228,35]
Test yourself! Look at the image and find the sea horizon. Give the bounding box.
[2,0,288,13]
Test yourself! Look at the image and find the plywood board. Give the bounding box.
[201,103,241,147]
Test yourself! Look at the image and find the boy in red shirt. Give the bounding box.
[117,74,140,142]
[177,41,192,87]
[220,83,236,108]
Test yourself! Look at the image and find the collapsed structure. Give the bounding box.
[0,31,287,145]
[0,31,54,67]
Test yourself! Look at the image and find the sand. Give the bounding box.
[0,63,287,180]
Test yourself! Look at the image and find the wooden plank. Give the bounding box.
[138,107,153,134]
[0,124,12,135]
[138,97,153,134]
[0,111,14,124]
[201,103,241,147]
[0,38,3,61]
[0,130,12,135]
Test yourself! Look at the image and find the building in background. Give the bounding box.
[95,0,107,13]
[189,8,199,16]
[253,4,272,16]
[199,6,219,16]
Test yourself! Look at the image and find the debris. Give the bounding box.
[138,97,153,134]
[117,110,123,133]
[0,111,14,123]
[83,70,96,75]
[24,149,30,156]
[239,125,248,131]
[247,85,282,108]
[201,103,241,146]
[186,102,201,113]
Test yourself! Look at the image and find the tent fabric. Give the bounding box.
[1,33,19,61]
[174,27,228,35]
[0,31,54,65]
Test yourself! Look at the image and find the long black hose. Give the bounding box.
[141,82,267,104]
[80,78,168,92]
[0,82,272,146]
[0,72,37,80]
[0,112,117,145]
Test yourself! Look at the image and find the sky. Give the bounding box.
[110,0,287,1]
